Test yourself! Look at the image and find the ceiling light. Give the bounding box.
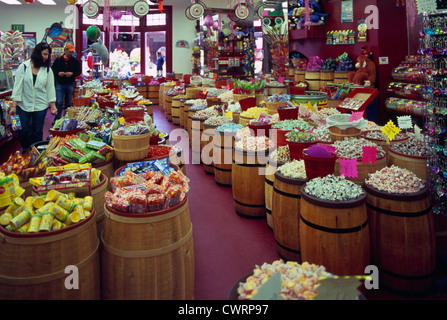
[37,0,57,4]
[0,0,21,4]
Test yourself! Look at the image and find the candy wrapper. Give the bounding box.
[11,115,21,131]
[147,194,166,212]
[164,184,182,208]
[128,190,147,213]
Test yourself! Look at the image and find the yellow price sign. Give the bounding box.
[381,120,401,141]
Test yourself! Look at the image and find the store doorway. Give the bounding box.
[145,31,166,78]
[110,32,142,75]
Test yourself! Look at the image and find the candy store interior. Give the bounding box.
[0,0,447,303]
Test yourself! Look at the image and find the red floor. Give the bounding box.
[2,104,447,300]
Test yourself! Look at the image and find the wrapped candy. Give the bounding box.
[147,194,166,212]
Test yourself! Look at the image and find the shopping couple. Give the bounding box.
[8,41,81,155]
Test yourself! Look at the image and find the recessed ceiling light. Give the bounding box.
[0,0,21,5]
[37,0,57,4]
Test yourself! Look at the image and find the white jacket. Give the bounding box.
[10,60,56,112]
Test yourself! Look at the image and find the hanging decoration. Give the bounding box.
[204,15,214,28]
[86,25,101,41]
[103,0,111,32]
[158,0,164,13]
[67,0,77,4]
[304,0,311,30]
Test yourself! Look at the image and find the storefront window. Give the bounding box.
[78,6,171,76]
[145,31,166,77]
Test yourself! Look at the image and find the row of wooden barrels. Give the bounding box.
[0,153,193,300]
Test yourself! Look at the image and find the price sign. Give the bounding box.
[361,145,377,163]
[339,158,358,178]
[381,120,401,141]
[397,115,412,130]
[348,111,364,122]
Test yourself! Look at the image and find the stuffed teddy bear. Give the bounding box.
[348,47,376,87]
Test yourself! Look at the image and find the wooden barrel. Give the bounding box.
[112,132,150,162]
[239,116,254,127]
[265,158,285,231]
[93,158,114,185]
[165,94,173,121]
[364,184,435,296]
[187,105,196,148]
[360,131,409,165]
[186,87,200,99]
[147,84,160,104]
[295,69,305,83]
[328,126,361,142]
[135,85,147,99]
[202,123,217,175]
[289,68,295,77]
[299,189,370,276]
[101,198,194,300]
[179,99,185,128]
[265,101,287,115]
[182,101,190,129]
[171,97,182,125]
[207,97,220,108]
[191,117,204,164]
[232,148,271,218]
[305,71,321,91]
[334,155,387,185]
[334,71,349,84]
[387,147,427,181]
[213,130,235,187]
[144,103,153,120]
[0,209,100,300]
[159,83,165,109]
[320,70,334,89]
[232,112,240,124]
[169,146,186,176]
[272,171,307,262]
[266,86,287,96]
[255,93,265,107]
[233,94,254,103]
[91,173,108,237]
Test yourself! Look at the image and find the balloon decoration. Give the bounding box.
[204,15,214,28]
[212,21,219,32]
[67,0,77,4]
[86,25,101,41]
[112,10,123,20]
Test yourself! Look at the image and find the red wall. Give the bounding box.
[290,0,409,125]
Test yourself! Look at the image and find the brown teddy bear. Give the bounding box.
[348,47,376,87]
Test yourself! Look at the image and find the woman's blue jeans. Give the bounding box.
[16,106,48,150]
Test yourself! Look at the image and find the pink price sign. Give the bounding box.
[339,158,358,178]
[361,145,377,163]
[348,111,364,122]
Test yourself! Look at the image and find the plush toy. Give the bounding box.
[348,47,376,87]
[293,0,330,28]
[82,38,109,66]
[42,21,73,49]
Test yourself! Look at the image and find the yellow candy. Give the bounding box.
[0,213,12,226]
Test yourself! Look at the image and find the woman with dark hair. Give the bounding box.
[9,41,57,154]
